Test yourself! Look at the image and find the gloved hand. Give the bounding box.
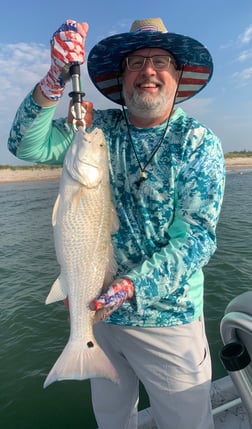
[39,19,88,101]
[90,278,135,321]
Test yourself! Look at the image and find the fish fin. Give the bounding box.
[45,276,67,304]
[43,338,119,388]
[111,204,119,233]
[71,187,83,214]
[52,194,61,227]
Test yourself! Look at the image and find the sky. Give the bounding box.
[1,0,252,165]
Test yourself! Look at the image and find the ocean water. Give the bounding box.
[1,170,252,429]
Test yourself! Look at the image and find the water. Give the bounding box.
[1,171,252,429]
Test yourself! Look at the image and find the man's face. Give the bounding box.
[122,48,179,120]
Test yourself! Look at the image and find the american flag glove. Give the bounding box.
[91,278,135,321]
[39,19,88,101]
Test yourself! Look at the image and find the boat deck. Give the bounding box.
[137,376,250,428]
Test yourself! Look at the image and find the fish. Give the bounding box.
[43,126,119,388]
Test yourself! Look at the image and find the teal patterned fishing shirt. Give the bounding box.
[8,90,225,327]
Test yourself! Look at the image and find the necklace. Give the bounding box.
[120,69,183,187]
[122,108,171,187]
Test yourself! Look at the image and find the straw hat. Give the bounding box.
[87,17,213,105]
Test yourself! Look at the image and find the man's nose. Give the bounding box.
[141,58,156,73]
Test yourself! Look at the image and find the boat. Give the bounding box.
[138,375,250,428]
[135,291,252,428]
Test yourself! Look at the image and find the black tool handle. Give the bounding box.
[69,64,85,121]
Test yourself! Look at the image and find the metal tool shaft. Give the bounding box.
[69,64,85,121]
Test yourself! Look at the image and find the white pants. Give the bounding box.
[92,317,214,429]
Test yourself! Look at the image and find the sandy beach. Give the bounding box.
[224,157,252,170]
[0,167,62,183]
[1,158,252,183]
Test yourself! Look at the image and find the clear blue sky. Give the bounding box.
[1,0,252,164]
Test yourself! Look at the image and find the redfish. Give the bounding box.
[44,126,119,388]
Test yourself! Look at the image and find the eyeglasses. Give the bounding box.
[124,55,177,71]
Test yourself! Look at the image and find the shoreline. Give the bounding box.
[1,158,252,183]
[0,167,62,184]
[224,157,252,170]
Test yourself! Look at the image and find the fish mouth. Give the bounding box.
[71,157,102,188]
[77,159,99,169]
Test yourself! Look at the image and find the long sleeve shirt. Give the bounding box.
[8,90,225,327]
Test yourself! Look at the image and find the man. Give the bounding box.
[8,18,225,429]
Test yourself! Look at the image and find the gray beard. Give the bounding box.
[122,87,168,119]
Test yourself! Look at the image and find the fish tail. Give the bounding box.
[43,339,119,388]
[45,276,67,304]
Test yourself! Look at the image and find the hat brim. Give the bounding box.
[87,31,213,105]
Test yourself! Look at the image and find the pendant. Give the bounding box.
[140,171,148,180]
[135,171,148,187]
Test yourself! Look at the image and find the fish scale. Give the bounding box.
[43,126,119,388]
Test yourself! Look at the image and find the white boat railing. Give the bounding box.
[220,291,252,428]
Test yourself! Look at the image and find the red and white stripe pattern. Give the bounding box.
[92,64,212,105]
[176,64,211,103]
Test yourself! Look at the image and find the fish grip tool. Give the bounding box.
[69,64,86,131]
